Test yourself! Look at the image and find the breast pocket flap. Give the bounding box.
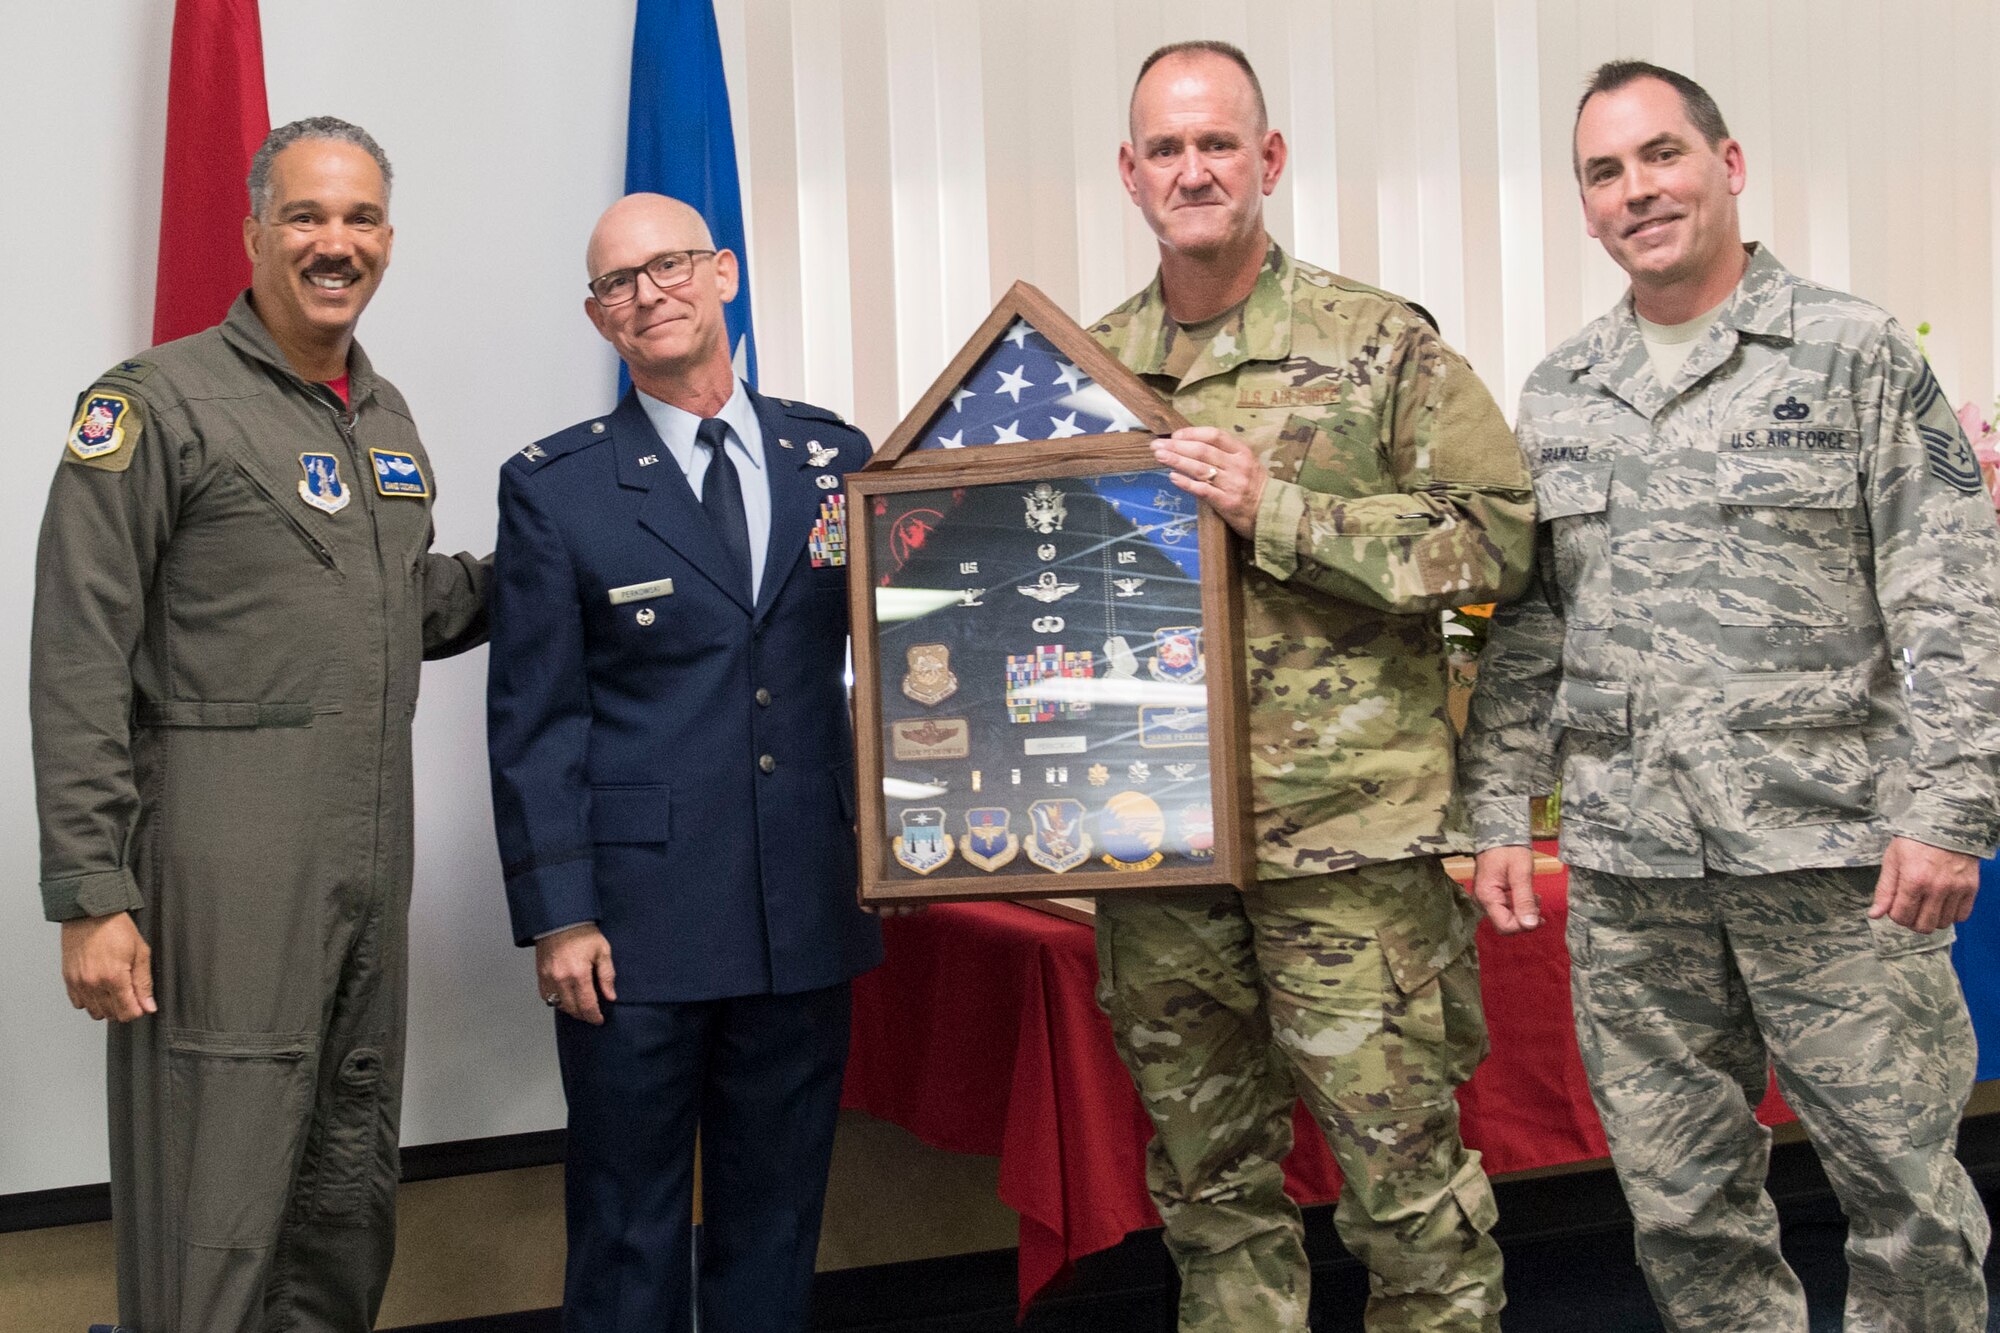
[1532,461,1613,521]
[1714,451,1858,509]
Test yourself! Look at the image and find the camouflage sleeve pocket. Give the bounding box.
[1550,677,1630,736]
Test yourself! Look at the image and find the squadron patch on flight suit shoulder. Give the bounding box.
[66,391,142,470]
[368,448,431,498]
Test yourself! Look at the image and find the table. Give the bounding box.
[841,861,1801,1312]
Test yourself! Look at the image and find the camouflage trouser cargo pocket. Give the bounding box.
[164,1027,316,1247]
[1867,917,1974,1150]
[297,1044,399,1224]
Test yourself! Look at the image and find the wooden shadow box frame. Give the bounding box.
[848,281,1253,905]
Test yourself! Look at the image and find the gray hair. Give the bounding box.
[247,116,393,219]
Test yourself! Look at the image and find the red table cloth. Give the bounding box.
[842,866,1794,1311]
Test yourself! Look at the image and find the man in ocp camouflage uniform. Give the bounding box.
[1087,40,1535,1332]
[1461,61,2000,1331]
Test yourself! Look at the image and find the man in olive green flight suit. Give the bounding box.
[32,117,487,1332]
[1088,41,1536,1333]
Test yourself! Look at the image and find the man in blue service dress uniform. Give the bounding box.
[485,193,882,1333]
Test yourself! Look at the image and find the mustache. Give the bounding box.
[303,258,360,280]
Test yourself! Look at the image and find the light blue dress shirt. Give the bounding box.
[637,379,771,600]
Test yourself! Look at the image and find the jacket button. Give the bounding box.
[755,687,772,706]
[758,754,776,774]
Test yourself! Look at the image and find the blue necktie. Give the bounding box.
[696,417,752,598]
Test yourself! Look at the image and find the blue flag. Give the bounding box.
[1953,856,2000,1080]
[624,0,757,387]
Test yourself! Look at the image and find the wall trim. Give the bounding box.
[0,1128,567,1234]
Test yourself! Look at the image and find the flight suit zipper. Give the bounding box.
[322,393,397,908]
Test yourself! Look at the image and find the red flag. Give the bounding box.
[152,0,270,344]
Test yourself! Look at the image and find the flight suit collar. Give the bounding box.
[218,290,380,409]
[1120,242,1295,389]
[1558,243,1797,420]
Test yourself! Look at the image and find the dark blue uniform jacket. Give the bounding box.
[487,387,882,1001]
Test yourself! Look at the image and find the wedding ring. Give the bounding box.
[542,992,560,1007]
[1204,464,1219,482]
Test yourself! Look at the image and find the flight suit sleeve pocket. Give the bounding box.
[588,785,672,843]
[1722,669,1870,730]
[164,1028,315,1247]
[1531,461,1612,520]
[1551,677,1630,736]
[1714,451,1858,509]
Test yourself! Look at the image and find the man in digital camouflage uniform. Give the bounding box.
[1461,61,1999,1331]
[32,118,488,1332]
[1087,41,1536,1332]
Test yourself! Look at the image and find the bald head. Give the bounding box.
[586,193,715,282]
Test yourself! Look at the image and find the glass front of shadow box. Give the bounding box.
[871,469,1220,881]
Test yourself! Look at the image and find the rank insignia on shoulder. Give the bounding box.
[1025,799,1090,873]
[297,452,352,514]
[805,441,837,468]
[67,392,138,464]
[962,808,1020,872]
[893,807,955,875]
[368,448,430,498]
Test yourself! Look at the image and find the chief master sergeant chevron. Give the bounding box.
[31,117,489,1332]
[1087,40,1536,1333]
[485,193,881,1333]
[1460,60,2000,1331]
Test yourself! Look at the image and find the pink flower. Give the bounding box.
[1962,401,2000,511]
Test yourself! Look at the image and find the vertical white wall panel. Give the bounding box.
[1284,1,1342,271]
[1453,0,1506,383]
[1371,4,1424,304]
[1800,0,1853,293]
[788,0,857,420]
[1493,0,1549,412]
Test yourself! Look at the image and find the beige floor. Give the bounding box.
[0,1111,1018,1331]
[10,1089,1997,1330]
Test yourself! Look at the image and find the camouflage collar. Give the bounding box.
[1122,242,1294,387]
[220,290,378,406]
[1557,244,1796,417]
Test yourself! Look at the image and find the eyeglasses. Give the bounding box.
[587,249,716,306]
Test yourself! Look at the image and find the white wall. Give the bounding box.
[2,0,1995,1196]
